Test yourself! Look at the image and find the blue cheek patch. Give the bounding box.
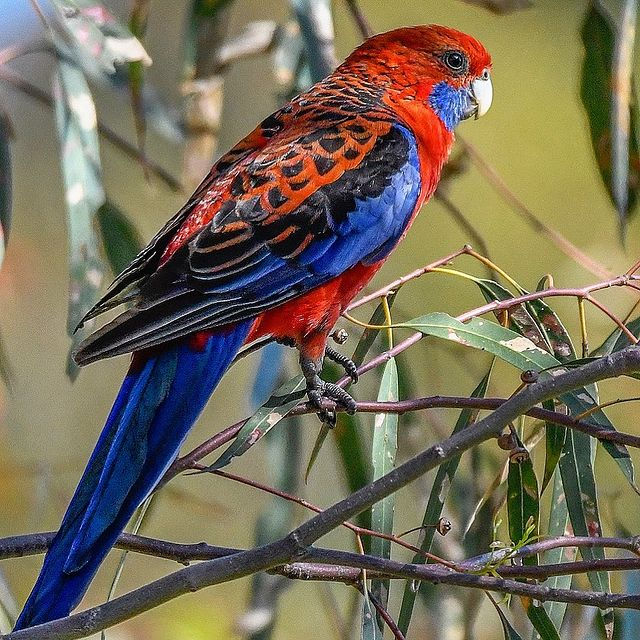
[429,81,470,131]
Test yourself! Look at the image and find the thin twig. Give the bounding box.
[458,135,614,280]
[200,466,456,569]
[343,0,374,38]
[348,246,471,311]
[163,392,640,495]
[363,587,406,640]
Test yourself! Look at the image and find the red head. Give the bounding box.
[340,25,493,131]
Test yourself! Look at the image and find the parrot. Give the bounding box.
[15,24,492,629]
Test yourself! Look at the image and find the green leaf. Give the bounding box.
[305,423,331,484]
[507,437,539,563]
[368,358,398,631]
[525,298,575,362]
[96,201,142,276]
[402,313,639,494]
[313,298,396,522]
[398,366,492,635]
[540,470,572,630]
[361,588,382,640]
[333,410,371,532]
[475,280,575,494]
[526,602,561,640]
[581,3,640,231]
[402,313,559,371]
[475,278,548,351]
[618,571,640,639]
[593,317,640,356]
[245,418,301,640]
[559,427,613,634]
[0,109,11,270]
[53,60,108,377]
[52,0,151,77]
[207,375,307,470]
[542,399,566,494]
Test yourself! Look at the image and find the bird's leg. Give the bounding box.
[324,345,359,383]
[300,352,357,428]
[278,334,358,384]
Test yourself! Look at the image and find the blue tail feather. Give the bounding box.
[15,321,251,629]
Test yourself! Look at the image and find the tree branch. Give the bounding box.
[6,347,640,640]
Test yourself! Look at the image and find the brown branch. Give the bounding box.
[163,390,640,496]
[6,348,640,640]
[360,587,406,640]
[343,0,374,38]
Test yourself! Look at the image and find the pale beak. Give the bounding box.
[463,72,493,120]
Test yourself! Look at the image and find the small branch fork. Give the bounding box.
[4,348,640,639]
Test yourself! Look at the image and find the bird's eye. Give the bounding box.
[442,50,467,73]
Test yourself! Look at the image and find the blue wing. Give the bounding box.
[75,123,421,364]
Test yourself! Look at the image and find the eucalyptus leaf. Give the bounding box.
[559,427,613,635]
[526,602,561,640]
[593,317,640,357]
[207,375,306,470]
[53,60,107,378]
[540,470,572,630]
[402,313,639,494]
[581,3,640,231]
[97,201,142,276]
[369,358,398,632]
[489,598,524,640]
[507,436,539,563]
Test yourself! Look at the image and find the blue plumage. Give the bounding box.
[14,321,251,629]
[429,81,472,131]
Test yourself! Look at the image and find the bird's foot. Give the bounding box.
[301,355,357,428]
[325,345,359,383]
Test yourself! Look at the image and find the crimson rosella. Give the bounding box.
[15,24,492,629]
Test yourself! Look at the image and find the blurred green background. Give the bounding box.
[1,0,640,638]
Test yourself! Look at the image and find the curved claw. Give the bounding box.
[325,345,359,384]
[302,353,357,427]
